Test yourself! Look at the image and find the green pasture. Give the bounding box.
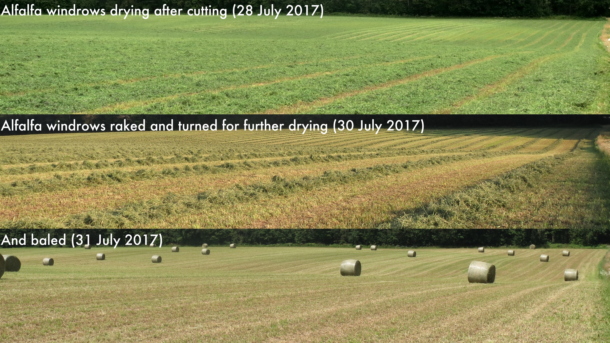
[0,16,608,114]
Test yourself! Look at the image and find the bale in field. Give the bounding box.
[478,247,485,253]
[0,254,5,279]
[540,254,549,262]
[230,243,236,248]
[96,253,105,261]
[340,259,361,276]
[507,250,515,256]
[530,244,536,249]
[468,261,495,284]
[150,243,156,247]
[43,258,54,266]
[152,255,162,263]
[371,245,377,251]
[84,244,91,249]
[408,251,416,257]
[202,243,208,248]
[172,247,179,252]
[4,255,21,272]
[564,269,578,281]
[355,245,361,250]
[201,249,210,255]
[562,250,570,257]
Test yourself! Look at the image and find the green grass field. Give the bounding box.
[1,16,609,114]
[0,246,608,342]
[1,127,609,228]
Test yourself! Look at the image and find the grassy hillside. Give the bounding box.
[0,17,608,114]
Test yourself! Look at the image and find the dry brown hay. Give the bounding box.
[43,258,54,266]
[408,251,416,257]
[370,245,377,251]
[202,243,208,248]
[530,244,536,249]
[230,243,236,248]
[564,269,578,281]
[340,259,361,276]
[152,255,162,263]
[96,253,105,261]
[468,261,495,283]
[562,250,570,257]
[478,247,485,253]
[540,254,549,262]
[4,255,21,272]
[355,245,361,250]
[172,247,179,252]
[507,250,515,256]
[201,249,210,255]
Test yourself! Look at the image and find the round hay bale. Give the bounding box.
[172,247,179,252]
[507,250,515,256]
[96,253,105,261]
[468,261,495,284]
[150,243,156,248]
[202,243,208,248]
[0,254,5,279]
[84,244,91,249]
[564,269,578,281]
[540,254,549,262]
[478,247,485,253]
[151,255,162,263]
[562,250,570,257]
[43,258,54,266]
[355,245,361,250]
[370,245,377,251]
[530,244,536,249]
[230,243,236,249]
[408,250,416,257]
[4,255,21,272]
[201,248,210,255]
[340,259,361,276]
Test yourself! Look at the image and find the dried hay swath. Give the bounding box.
[564,269,578,281]
[340,259,361,276]
[370,245,377,251]
[4,255,21,272]
[355,245,361,250]
[172,247,179,252]
[152,255,162,263]
[43,258,54,266]
[468,261,495,284]
[96,253,105,261]
[201,248,210,255]
[408,251,416,257]
[478,247,485,253]
[540,254,549,262]
[507,250,515,256]
[562,250,570,257]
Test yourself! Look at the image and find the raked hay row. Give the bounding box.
[0,127,609,228]
[0,246,608,342]
[0,17,609,114]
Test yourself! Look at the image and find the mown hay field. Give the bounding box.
[0,16,609,114]
[0,247,608,342]
[0,127,609,228]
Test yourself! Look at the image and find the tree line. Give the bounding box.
[1,229,608,247]
[2,0,609,17]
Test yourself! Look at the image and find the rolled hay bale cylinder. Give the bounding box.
[201,249,210,255]
[507,250,515,256]
[202,243,208,248]
[478,247,485,253]
[408,251,416,257]
[540,254,549,262]
[151,255,162,263]
[370,245,377,251]
[0,254,5,279]
[4,255,21,272]
[172,247,179,252]
[530,244,536,249]
[43,258,54,266]
[340,259,361,276]
[96,253,105,261]
[230,243,236,249]
[84,244,91,249]
[467,261,496,284]
[564,269,578,281]
[150,243,156,248]
[562,250,570,257]
[355,245,361,250]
